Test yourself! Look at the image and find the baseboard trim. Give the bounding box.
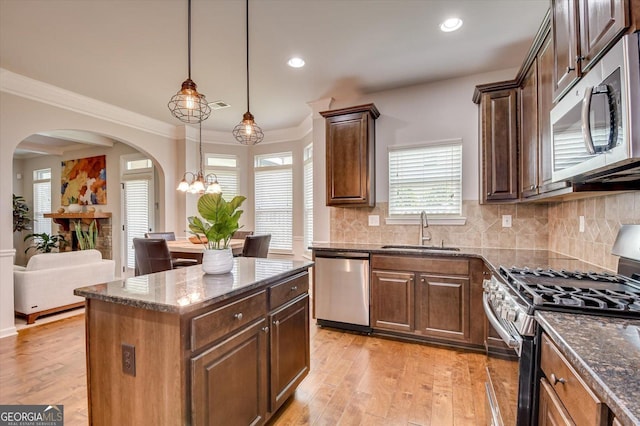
[0,326,18,339]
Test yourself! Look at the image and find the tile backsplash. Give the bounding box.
[329,191,640,272]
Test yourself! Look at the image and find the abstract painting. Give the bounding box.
[61,155,107,205]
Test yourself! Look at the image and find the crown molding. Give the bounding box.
[0,68,179,139]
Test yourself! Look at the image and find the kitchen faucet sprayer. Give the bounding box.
[419,211,432,245]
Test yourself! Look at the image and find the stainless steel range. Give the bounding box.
[483,224,640,426]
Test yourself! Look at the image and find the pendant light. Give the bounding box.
[177,122,222,194]
[232,0,264,145]
[168,0,212,124]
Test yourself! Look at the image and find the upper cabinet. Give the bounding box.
[552,0,630,100]
[320,103,379,207]
[474,82,520,204]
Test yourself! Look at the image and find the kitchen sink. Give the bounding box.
[381,245,460,251]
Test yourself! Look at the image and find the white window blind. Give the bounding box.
[254,152,293,252]
[206,154,239,200]
[303,144,313,251]
[33,168,51,235]
[389,141,462,216]
[124,179,150,269]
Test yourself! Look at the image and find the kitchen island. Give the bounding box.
[74,257,313,426]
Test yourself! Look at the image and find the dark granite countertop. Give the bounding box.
[536,311,640,426]
[74,257,313,314]
[310,243,613,274]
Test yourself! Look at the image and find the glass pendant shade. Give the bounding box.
[233,112,264,145]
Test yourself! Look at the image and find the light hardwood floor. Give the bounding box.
[0,314,488,425]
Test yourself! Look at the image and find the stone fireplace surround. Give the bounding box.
[44,212,112,260]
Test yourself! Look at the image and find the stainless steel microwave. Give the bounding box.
[550,32,640,183]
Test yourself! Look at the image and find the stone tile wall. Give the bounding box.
[548,192,640,271]
[329,200,549,250]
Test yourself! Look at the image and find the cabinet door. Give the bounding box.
[520,61,539,198]
[191,319,268,426]
[538,34,556,191]
[480,89,519,202]
[538,378,574,426]
[579,0,628,71]
[269,295,310,413]
[371,270,414,332]
[323,104,378,207]
[552,0,580,100]
[416,274,470,342]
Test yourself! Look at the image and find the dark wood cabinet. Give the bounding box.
[477,86,520,203]
[191,319,269,426]
[552,0,580,100]
[371,270,414,332]
[538,34,557,192]
[415,274,470,342]
[370,255,483,348]
[269,294,310,413]
[538,377,574,426]
[320,103,379,207]
[552,0,630,100]
[579,0,628,71]
[520,61,540,199]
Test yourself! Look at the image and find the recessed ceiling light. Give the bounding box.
[287,57,305,68]
[440,17,463,32]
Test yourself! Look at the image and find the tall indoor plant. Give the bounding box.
[188,193,246,274]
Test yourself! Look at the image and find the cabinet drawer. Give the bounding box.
[269,272,309,310]
[371,255,469,275]
[540,333,606,426]
[191,291,267,351]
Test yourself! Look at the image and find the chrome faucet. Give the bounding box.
[419,210,432,245]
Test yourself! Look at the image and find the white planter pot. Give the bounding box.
[68,203,82,213]
[201,248,234,275]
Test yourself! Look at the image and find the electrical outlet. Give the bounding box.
[579,216,585,233]
[502,214,512,228]
[122,343,136,377]
[368,215,380,226]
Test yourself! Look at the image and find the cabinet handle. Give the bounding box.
[420,278,425,283]
[234,312,243,320]
[566,66,575,73]
[487,192,491,196]
[576,55,585,62]
[290,285,298,292]
[262,326,269,333]
[274,320,280,326]
[550,373,566,385]
[530,184,535,190]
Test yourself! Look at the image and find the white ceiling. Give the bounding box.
[1,0,549,139]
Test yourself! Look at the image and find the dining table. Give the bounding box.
[166,239,246,263]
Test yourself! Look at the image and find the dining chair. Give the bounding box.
[145,231,199,268]
[241,234,271,258]
[133,238,173,276]
[231,230,254,240]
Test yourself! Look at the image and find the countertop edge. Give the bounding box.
[535,312,639,426]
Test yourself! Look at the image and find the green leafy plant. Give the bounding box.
[13,194,32,232]
[188,193,246,250]
[24,232,66,254]
[68,196,78,204]
[75,220,97,250]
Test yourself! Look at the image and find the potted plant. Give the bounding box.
[24,232,67,254]
[188,193,246,274]
[67,196,82,213]
[74,220,97,250]
[13,194,32,233]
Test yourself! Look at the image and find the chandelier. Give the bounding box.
[177,122,222,194]
[232,0,264,145]
[168,0,212,124]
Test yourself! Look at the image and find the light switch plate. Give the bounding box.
[368,215,380,227]
[502,215,512,228]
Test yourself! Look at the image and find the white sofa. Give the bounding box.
[14,249,115,324]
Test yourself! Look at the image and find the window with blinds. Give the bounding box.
[206,154,238,200]
[254,152,293,252]
[123,179,151,269]
[303,144,313,252]
[388,140,462,217]
[33,168,51,235]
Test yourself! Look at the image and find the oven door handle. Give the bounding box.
[483,292,522,353]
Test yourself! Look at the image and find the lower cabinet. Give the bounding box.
[191,319,269,426]
[269,294,310,412]
[370,255,483,347]
[538,377,573,426]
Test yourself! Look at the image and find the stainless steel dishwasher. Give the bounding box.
[314,251,371,333]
